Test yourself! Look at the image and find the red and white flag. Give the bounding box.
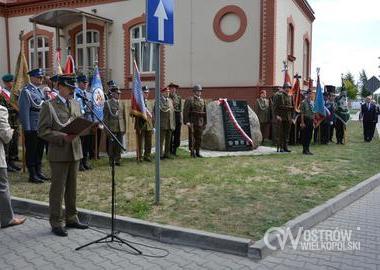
[0,86,11,103]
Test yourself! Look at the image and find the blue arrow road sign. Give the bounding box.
[146,0,174,45]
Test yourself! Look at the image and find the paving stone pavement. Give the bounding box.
[2,185,380,269]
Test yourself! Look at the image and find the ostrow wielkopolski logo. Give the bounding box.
[264,226,361,251]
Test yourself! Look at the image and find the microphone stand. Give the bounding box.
[75,93,141,254]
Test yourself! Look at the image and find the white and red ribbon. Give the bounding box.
[218,98,253,145]
[0,86,11,103]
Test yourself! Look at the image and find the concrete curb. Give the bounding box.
[248,173,380,259]
[11,197,252,257]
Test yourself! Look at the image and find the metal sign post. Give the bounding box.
[147,0,174,204]
[154,43,161,204]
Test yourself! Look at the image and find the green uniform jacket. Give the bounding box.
[103,99,127,133]
[155,96,175,130]
[38,98,83,161]
[300,99,313,120]
[183,96,207,128]
[255,97,270,123]
[272,91,293,121]
[170,92,182,123]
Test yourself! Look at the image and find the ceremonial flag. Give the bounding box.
[12,43,30,111]
[289,74,302,113]
[0,86,11,103]
[313,72,326,128]
[55,48,63,75]
[64,55,75,74]
[129,60,147,119]
[90,66,105,121]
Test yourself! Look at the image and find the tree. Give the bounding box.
[344,80,359,100]
[358,69,371,97]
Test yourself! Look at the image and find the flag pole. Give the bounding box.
[18,30,26,173]
[131,48,142,161]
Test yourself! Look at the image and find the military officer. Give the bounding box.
[75,74,93,171]
[255,89,271,144]
[103,83,127,166]
[38,75,88,237]
[134,86,153,162]
[168,82,182,156]
[300,89,314,155]
[183,84,207,158]
[272,79,293,152]
[18,68,49,183]
[155,87,175,159]
[1,74,21,172]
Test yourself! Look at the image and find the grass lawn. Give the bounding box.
[9,121,380,240]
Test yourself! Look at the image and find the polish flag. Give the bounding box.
[0,86,11,103]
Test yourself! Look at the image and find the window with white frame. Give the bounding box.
[131,24,157,73]
[28,36,50,70]
[303,39,310,80]
[75,30,100,70]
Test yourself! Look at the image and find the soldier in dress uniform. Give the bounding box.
[255,89,271,144]
[38,74,88,237]
[155,87,175,159]
[103,83,127,166]
[75,74,93,171]
[1,74,21,172]
[183,84,207,158]
[134,86,153,162]
[18,68,49,183]
[272,73,293,152]
[335,78,350,144]
[300,89,314,155]
[168,82,182,155]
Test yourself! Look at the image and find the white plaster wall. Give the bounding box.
[166,0,261,87]
[0,16,7,77]
[275,0,313,87]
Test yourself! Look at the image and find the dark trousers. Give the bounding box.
[329,124,334,142]
[260,122,270,143]
[107,132,123,163]
[8,129,19,161]
[320,121,330,144]
[301,118,313,153]
[171,122,182,154]
[363,121,376,142]
[160,129,172,157]
[81,134,94,160]
[24,131,45,168]
[335,119,345,144]
[136,129,153,160]
[188,126,203,154]
[276,120,291,150]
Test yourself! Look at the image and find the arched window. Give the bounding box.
[131,24,157,73]
[287,23,294,57]
[75,30,100,70]
[28,36,50,70]
[303,39,310,80]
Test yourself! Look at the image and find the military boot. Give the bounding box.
[28,167,44,184]
[8,160,21,171]
[36,165,50,181]
[83,157,92,170]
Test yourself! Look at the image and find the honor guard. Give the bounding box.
[255,90,271,144]
[300,89,314,155]
[335,78,350,144]
[168,82,182,156]
[1,74,21,172]
[103,82,127,166]
[75,75,93,171]
[155,87,175,159]
[134,86,154,162]
[272,68,293,152]
[183,84,207,158]
[38,75,88,237]
[18,68,49,183]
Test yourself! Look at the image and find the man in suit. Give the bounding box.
[38,75,88,237]
[360,96,377,142]
[18,68,49,183]
[0,105,26,228]
[103,83,127,166]
[134,86,153,162]
[156,87,175,159]
[1,74,21,172]
[183,84,207,158]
